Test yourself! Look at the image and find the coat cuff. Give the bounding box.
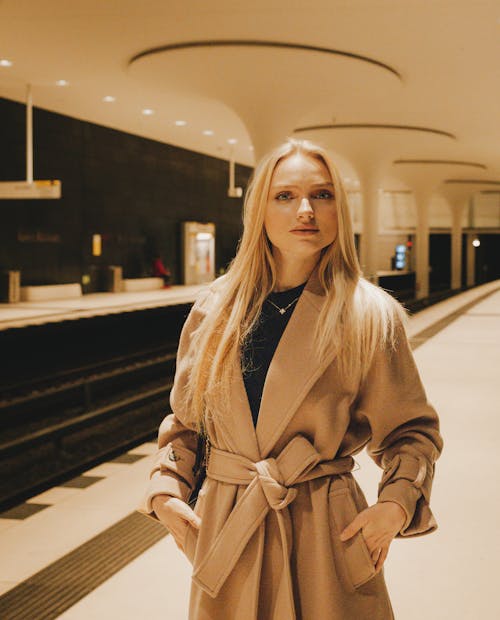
[137,470,192,517]
[136,443,196,520]
[376,453,438,537]
[377,479,421,532]
[156,443,197,486]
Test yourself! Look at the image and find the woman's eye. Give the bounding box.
[275,190,334,201]
[314,190,334,200]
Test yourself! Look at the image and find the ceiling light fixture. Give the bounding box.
[175,120,187,126]
[142,108,154,115]
[228,138,237,144]
[0,59,13,67]
[56,79,69,86]
[203,130,214,136]
[102,95,116,102]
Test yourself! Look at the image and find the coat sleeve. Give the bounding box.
[354,314,444,538]
[136,287,212,521]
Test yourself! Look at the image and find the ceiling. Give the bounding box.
[0,0,499,190]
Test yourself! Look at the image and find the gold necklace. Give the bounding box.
[266,295,301,315]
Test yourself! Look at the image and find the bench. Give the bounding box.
[121,277,165,292]
[20,283,83,302]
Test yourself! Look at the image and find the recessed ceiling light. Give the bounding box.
[56,79,69,86]
[175,120,187,126]
[227,138,237,145]
[0,59,13,67]
[142,108,154,116]
[103,95,116,103]
[203,130,214,136]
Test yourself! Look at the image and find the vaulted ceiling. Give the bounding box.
[0,0,498,188]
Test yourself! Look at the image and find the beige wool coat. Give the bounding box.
[138,264,444,620]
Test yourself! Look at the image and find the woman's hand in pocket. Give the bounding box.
[339,500,406,573]
[152,495,201,552]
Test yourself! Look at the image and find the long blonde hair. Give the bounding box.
[183,138,408,433]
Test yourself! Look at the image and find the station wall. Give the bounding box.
[0,96,252,287]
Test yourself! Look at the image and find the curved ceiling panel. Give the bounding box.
[128,40,403,155]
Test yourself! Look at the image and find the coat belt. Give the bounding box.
[190,434,356,612]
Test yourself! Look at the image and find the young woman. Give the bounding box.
[138,138,444,619]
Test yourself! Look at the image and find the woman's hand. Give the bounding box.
[339,500,407,573]
[152,494,201,552]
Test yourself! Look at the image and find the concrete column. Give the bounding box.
[450,203,466,290]
[440,186,476,291]
[414,188,432,300]
[358,169,381,284]
[466,233,476,287]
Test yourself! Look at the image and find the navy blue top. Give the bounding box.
[241,280,308,427]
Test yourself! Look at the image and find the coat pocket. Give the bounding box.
[183,522,199,565]
[328,486,377,589]
[182,479,207,564]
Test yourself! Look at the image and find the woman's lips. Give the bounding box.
[290,229,319,235]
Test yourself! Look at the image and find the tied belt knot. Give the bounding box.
[254,457,297,510]
[190,434,356,615]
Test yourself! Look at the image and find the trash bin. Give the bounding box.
[107,265,123,293]
[0,270,21,303]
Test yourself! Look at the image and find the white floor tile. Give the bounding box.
[0,453,157,588]
[0,519,20,534]
[0,581,18,596]
[128,443,157,456]
[30,486,83,505]
[84,463,131,477]
[58,536,192,620]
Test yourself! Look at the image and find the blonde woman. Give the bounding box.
[138,138,443,619]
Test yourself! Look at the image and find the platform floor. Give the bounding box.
[0,283,208,331]
[0,279,499,619]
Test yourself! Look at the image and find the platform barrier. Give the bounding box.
[20,283,82,302]
[121,277,164,292]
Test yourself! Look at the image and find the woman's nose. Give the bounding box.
[297,197,314,217]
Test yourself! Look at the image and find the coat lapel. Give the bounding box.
[224,262,335,461]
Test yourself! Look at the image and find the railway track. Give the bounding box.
[0,304,191,512]
[0,285,469,511]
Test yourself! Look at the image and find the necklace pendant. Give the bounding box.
[279,308,286,314]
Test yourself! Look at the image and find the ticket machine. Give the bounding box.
[182,221,216,284]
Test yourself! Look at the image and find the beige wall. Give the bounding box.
[472,193,500,228]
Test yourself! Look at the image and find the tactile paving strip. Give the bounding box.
[409,285,500,350]
[0,511,166,620]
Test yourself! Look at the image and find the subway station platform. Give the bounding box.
[0,284,208,331]
[0,280,499,619]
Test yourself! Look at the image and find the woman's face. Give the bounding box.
[264,153,338,262]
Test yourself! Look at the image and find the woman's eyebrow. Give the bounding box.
[272,182,334,189]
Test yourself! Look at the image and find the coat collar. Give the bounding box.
[218,261,335,461]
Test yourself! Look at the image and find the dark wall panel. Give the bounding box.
[0,97,252,286]
[474,233,500,284]
[429,233,451,293]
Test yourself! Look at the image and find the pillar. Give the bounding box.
[466,233,476,287]
[450,203,466,290]
[414,188,432,300]
[358,170,382,284]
